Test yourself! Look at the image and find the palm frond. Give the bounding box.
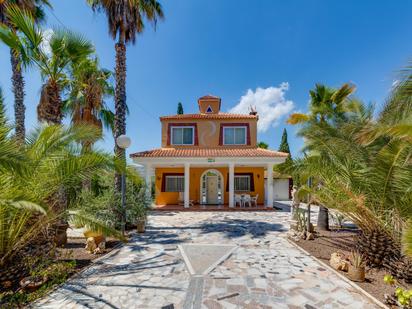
[69,210,125,240]
[287,113,310,125]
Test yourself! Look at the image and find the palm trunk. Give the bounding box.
[37,80,62,125]
[10,49,25,143]
[317,205,330,231]
[81,141,93,190]
[114,42,127,193]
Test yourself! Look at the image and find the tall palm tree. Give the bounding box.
[0,0,51,143]
[87,0,164,191]
[64,57,115,152]
[292,74,412,279]
[0,6,94,125]
[288,83,355,230]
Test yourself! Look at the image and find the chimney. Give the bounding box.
[198,95,221,114]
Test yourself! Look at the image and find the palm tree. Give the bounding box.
[87,0,164,191]
[288,83,355,231]
[0,0,51,143]
[0,121,123,267]
[293,80,412,279]
[0,6,94,125]
[64,57,115,151]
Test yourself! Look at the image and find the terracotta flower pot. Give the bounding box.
[54,223,69,247]
[20,276,48,292]
[348,265,365,282]
[136,219,146,233]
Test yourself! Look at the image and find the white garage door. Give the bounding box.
[264,178,290,202]
[273,179,290,200]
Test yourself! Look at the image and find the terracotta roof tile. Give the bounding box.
[160,112,257,120]
[130,148,289,158]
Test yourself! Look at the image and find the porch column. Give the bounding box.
[144,164,152,202]
[266,163,274,208]
[184,163,190,208]
[229,163,235,208]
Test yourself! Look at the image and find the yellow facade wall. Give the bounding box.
[155,166,265,205]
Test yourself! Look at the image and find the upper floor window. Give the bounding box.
[223,127,246,145]
[171,126,194,145]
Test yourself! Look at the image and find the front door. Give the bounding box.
[206,176,218,204]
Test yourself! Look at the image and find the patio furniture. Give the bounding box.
[243,194,251,207]
[234,194,242,207]
[251,194,259,207]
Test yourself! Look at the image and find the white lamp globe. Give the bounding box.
[116,135,131,149]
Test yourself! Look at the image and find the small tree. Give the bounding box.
[257,141,268,149]
[177,102,184,114]
[276,128,293,173]
[279,128,290,153]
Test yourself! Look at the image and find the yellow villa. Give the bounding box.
[130,95,289,209]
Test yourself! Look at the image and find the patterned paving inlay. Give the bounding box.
[179,244,237,275]
[35,203,381,309]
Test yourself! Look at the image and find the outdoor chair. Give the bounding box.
[234,194,242,207]
[251,194,259,207]
[243,194,251,207]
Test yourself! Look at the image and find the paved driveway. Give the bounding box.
[37,205,379,309]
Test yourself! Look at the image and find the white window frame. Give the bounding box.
[171,126,195,145]
[234,175,251,191]
[165,175,185,192]
[223,126,247,145]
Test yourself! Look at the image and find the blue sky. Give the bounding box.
[1,0,412,158]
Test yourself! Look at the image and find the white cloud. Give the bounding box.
[40,28,54,56]
[229,83,294,132]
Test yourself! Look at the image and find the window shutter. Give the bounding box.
[219,126,224,145]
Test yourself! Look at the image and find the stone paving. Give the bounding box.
[36,203,380,309]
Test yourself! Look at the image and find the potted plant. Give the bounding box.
[134,204,147,233]
[125,181,150,233]
[53,221,69,247]
[348,250,366,282]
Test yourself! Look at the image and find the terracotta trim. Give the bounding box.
[160,114,257,120]
[219,123,251,146]
[161,173,184,192]
[167,123,198,146]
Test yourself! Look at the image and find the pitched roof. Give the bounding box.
[198,94,221,100]
[130,148,289,158]
[159,112,257,120]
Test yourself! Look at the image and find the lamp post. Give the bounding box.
[116,134,131,235]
